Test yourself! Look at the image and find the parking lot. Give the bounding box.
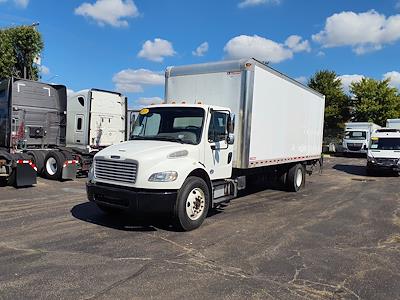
[0,156,399,299]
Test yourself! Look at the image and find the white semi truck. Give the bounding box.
[386,119,400,129]
[66,89,127,174]
[366,128,400,175]
[343,122,381,154]
[87,59,325,230]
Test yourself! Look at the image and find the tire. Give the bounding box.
[97,204,121,215]
[26,150,46,174]
[174,177,210,231]
[43,151,65,180]
[286,164,305,192]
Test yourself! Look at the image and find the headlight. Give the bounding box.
[148,171,178,182]
[367,156,376,163]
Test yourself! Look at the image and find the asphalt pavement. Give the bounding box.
[0,156,399,299]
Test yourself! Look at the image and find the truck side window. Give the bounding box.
[208,111,227,142]
[78,97,85,107]
[77,116,83,131]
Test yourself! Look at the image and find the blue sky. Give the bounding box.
[1,0,400,108]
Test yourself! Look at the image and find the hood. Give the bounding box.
[368,150,400,159]
[95,140,196,161]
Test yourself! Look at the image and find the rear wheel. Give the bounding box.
[286,164,305,192]
[26,150,46,174]
[174,177,210,231]
[43,151,65,180]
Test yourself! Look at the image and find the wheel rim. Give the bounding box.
[46,157,57,176]
[296,168,303,187]
[185,188,206,221]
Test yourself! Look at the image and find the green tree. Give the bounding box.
[0,25,44,80]
[308,70,350,141]
[350,78,400,126]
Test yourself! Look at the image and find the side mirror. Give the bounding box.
[227,113,235,145]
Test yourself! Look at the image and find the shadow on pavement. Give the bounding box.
[333,164,399,177]
[71,202,177,232]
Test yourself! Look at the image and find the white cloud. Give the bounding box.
[337,74,364,93]
[383,71,400,88]
[295,76,307,84]
[312,10,400,54]
[112,69,164,93]
[317,51,325,57]
[0,0,29,8]
[138,38,176,62]
[192,42,209,57]
[238,0,280,8]
[39,65,50,75]
[137,97,164,106]
[285,35,311,53]
[224,34,310,63]
[75,0,139,27]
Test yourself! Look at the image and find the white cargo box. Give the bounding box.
[165,58,325,169]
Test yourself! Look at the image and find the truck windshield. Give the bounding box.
[370,138,400,150]
[130,107,204,145]
[345,131,366,140]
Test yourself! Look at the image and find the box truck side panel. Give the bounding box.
[89,90,126,147]
[249,66,324,166]
[166,71,243,166]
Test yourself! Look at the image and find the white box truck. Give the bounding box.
[386,119,400,129]
[343,122,381,154]
[366,128,400,175]
[86,59,325,230]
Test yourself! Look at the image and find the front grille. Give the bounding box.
[347,143,363,151]
[95,158,137,184]
[375,158,398,165]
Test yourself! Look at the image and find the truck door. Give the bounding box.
[204,110,233,180]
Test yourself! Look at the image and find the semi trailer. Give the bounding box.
[0,78,76,187]
[66,89,128,174]
[343,122,381,154]
[87,58,325,231]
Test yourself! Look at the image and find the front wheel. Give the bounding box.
[174,177,210,231]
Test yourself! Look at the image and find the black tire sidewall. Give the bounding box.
[175,177,210,231]
[44,151,64,180]
[287,164,305,192]
[26,151,46,174]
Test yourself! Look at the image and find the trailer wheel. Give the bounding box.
[286,164,305,192]
[43,151,64,180]
[174,176,210,231]
[26,151,46,174]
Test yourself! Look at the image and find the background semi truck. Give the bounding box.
[342,122,381,154]
[387,119,400,129]
[66,89,128,174]
[87,58,325,231]
[0,78,76,186]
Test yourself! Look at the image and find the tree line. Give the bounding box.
[0,25,43,81]
[308,71,400,142]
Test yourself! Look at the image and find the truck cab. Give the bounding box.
[87,104,235,230]
[343,122,380,154]
[366,128,400,175]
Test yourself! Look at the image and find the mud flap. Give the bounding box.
[15,163,37,187]
[61,161,77,180]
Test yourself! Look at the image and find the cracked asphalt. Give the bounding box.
[0,156,399,299]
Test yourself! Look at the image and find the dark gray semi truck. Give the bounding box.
[0,78,77,187]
